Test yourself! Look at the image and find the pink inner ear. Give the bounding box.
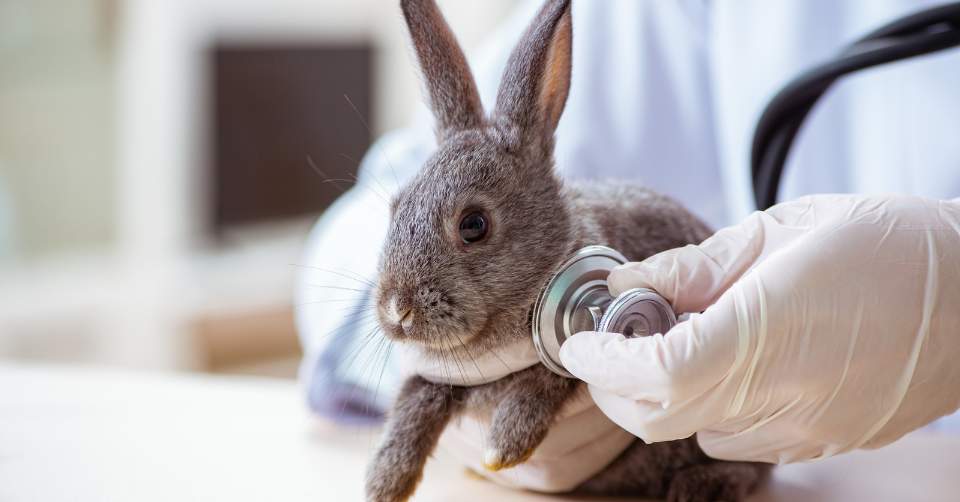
[538,9,572,131]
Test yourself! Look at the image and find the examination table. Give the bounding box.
[2,364,957,501]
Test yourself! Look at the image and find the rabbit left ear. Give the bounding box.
[401,0,485,140]
[494,0,572,142]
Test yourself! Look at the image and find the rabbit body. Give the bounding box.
[365,1,770,501]
[367,180,769,502]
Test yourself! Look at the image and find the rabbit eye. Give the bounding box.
[458,211,488,244]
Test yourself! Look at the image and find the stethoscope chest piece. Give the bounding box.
[598,288,677,338]
[532,245,678,378]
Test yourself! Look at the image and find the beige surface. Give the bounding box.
[1,364,958,502]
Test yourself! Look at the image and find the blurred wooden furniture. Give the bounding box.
[210,44,372,232]
[189,304,301,376]
[2,363,958,502]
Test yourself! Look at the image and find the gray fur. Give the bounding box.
[366,1,770,501]
[401,0,484,138]
[366,376,465,502]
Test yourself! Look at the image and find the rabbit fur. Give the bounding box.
[365,0,770,500]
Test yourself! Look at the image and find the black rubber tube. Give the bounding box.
[750,2,960,210]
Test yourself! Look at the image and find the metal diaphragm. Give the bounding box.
[532,245,627,378]
[598,288,677,339]
[531,246,679,379]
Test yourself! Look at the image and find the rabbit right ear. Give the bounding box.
[401,0,484,140]
[494,0,571,145]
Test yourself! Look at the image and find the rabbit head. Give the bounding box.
[377,0,574,352]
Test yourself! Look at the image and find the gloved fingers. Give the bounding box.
[607,214,764,313]
[588,386,728,444]
[607,202,811,313]
[696,428,833,464]
[606,244,731,314]
[559,298,739,406]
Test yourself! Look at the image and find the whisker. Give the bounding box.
[305,156,389,214]
[309,321,375,392]
[446,337,469,386]
[436,342,456,402]
[337,152,362,167]
[486,343,514,375]
[335,359,373,419]
[343,93,401,187]
[320,177,361,185]
[435,341,451,385]
[335,323,387,417]
[298,302,377,320]
[308,310,380,343]
[366,330,392,417]
[306,284,371,294]
[306,156,352,196]
[296,298,371,306]
[332,303,377,316]
[290,264,378,287]
[452,331,486,383]
[337,153,392,202]
[356,331,389,417]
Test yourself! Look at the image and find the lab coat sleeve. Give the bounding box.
[294,126,431,421]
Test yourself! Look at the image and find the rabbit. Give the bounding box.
[365,0,771,501]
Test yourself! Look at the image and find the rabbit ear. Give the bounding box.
[494,0,572,141]
[401,0,484,139]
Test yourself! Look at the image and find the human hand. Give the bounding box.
[561,194,960,463]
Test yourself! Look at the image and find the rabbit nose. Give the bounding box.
[386,296,414,331]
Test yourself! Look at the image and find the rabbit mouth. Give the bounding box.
[415,330,477,351]
[378,309,483,349]
[375,282,494,350]
[385,312,488,352]
[413,313,486,349]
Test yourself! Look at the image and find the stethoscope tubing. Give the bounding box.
[751,2,960,210]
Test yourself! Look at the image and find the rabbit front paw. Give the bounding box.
[482,366,578,471]
[482,416,543,471]
[365,445,424,502]
[482,443,537,472]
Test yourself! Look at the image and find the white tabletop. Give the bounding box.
[1,364,958,502]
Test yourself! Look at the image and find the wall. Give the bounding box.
[0,0,117,260]
[0,0,516,371]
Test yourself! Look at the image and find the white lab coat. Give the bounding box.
[297,0,960,419]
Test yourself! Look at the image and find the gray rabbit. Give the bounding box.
[365,0,770,500]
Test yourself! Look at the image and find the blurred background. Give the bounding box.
[0,0,514,378]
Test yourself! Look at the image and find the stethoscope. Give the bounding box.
[533,2,960,378]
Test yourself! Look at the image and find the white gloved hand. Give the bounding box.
[560,194,960,464]
[407,339,635,493]
[435,391,634,493]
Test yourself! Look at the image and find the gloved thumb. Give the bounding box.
[607,208,807,313]
[560,291,740,406]
[559,286,745,442]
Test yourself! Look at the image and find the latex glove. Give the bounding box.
[560,194,960,464]
[435,391,634,493]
